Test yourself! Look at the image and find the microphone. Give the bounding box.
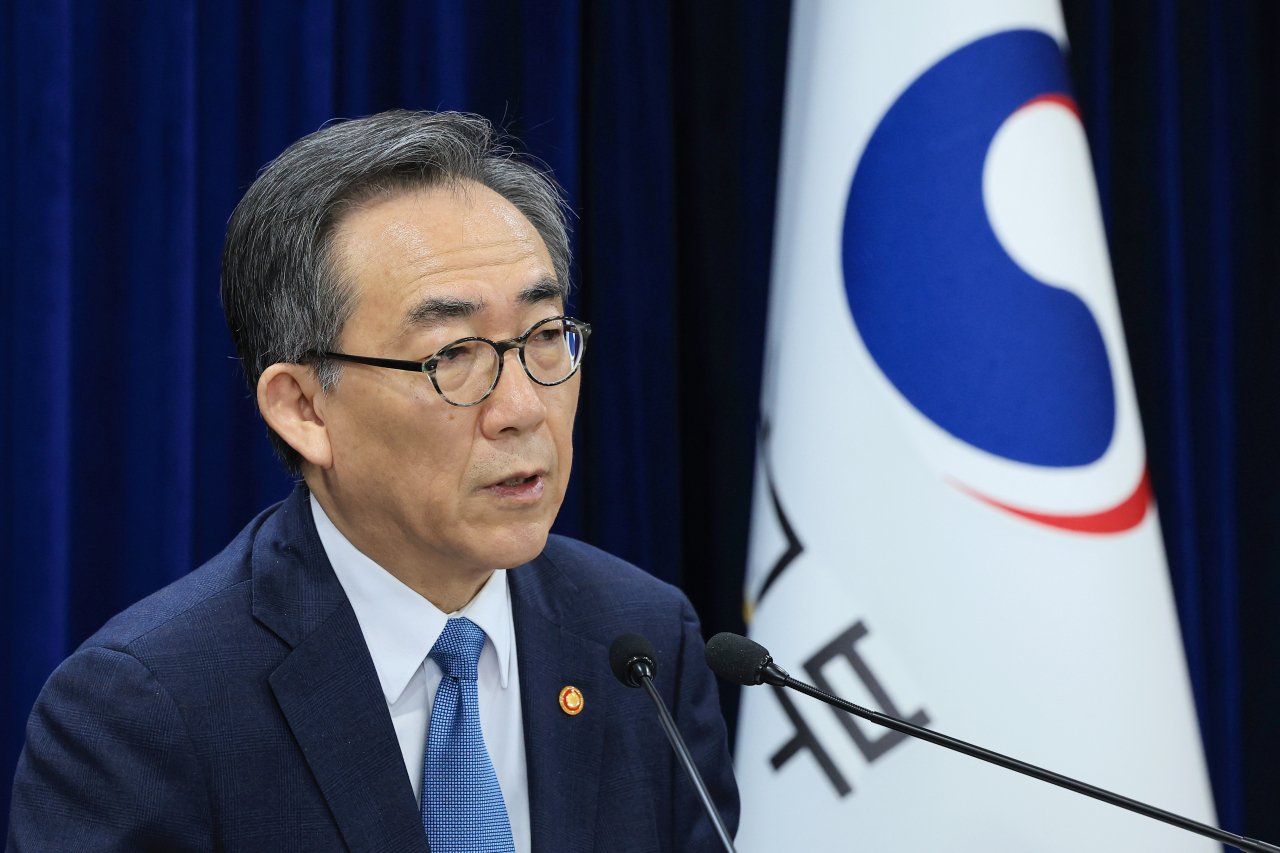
[705,632,1280,853]
[703,632,786,687]
[609,633,737,853]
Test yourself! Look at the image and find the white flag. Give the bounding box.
[737,2,1217,850]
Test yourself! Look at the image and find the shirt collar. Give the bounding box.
[309,492,513,704]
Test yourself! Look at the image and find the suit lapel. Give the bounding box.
[269,605,429,853]
[511,559,607,853]
[254,487,429,853]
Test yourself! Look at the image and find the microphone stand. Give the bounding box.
[636,669,738,853]
[758,661,1279,853]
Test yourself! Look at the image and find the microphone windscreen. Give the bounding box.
[609,632,657,686]
[704,632,772,686]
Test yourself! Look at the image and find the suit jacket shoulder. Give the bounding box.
[526,534,698,629]
[79,501,274,654]
[8,491,408,853]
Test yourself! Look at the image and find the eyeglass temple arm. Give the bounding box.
[320,352,429,373]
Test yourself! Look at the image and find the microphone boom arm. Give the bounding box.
[610,633,737,853]
[769,663,1278,853]
[637,672,738,853]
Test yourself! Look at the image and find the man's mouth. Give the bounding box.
[483,471,547,501]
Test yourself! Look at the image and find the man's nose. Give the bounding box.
[480,349,547,436]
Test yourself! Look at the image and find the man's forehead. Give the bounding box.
[332,183,560,326]
[340,187,542,265]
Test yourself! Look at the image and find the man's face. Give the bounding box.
[317,182,578,576]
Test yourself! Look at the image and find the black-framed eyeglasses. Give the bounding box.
[318,316,592,407]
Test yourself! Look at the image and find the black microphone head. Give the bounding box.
[705,632,773,686]
[609,632,657,688]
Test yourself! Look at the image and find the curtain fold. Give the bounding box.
[3,3,74,820]
[1064,0,1258,835]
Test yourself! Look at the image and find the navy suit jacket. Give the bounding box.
[7,486,739,851]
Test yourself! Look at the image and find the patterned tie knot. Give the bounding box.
[429,617,487,682]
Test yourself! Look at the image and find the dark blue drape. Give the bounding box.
[1063,0,1280,839]
[6,0,1278,844]
[0,0,789,831]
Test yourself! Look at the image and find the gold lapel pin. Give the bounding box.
[559,685,584,716]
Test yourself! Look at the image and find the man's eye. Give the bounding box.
[533,327,563,343]
[438,346,466,362]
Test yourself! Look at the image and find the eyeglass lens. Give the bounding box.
[434,318,585,405]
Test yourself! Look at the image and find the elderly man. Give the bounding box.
[7,111,738,852]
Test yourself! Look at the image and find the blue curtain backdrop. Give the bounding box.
[4,0,1279,844]
[0,0,790,832]
[1062,0,1279,839]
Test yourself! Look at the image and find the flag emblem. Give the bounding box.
[841,29,1149,533]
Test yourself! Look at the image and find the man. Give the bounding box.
[7,110,738,852]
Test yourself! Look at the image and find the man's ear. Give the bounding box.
[257,363,334,469]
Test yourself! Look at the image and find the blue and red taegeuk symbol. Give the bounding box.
[841,29,1149,533]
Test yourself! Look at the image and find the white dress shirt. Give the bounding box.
[310,493,530,853]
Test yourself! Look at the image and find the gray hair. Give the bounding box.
[221,110,573,474]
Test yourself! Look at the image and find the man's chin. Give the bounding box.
[469,522,552,571]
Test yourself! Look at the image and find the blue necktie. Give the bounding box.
[422,617,516,853]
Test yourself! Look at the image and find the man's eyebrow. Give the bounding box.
[517,278,567,307]
[403,296,484,329]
